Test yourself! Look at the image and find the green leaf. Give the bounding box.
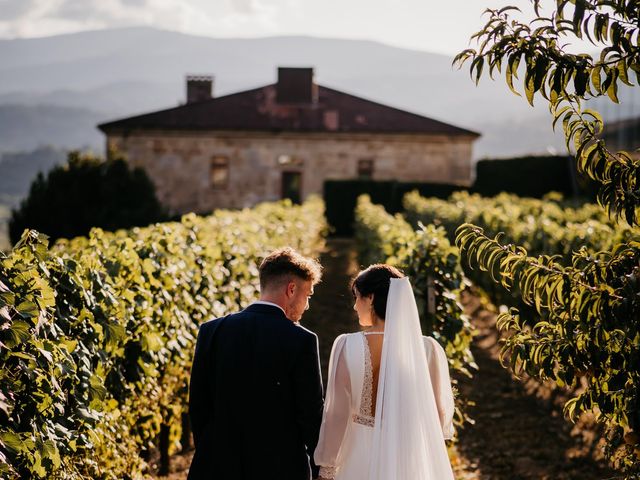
[0,431,23,456]
[472,56,485,84]
[2,319,31,347]
[15,300,39,319]
[141,332,163,352]
[32,450,46,478]
[572,0,585,35]
[525,72,536,106]
[533,57,549,94]
[89,374,107,402]
[573,68,588,96]
[77,407,100,422]
[606,70,619,103]
[590,65,602,93]
[617,60,632,87]
[104,320,126,347]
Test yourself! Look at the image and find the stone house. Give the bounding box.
[98,67,480,215]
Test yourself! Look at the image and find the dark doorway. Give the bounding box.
[282,171,302,204]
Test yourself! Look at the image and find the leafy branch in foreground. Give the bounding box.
[456,223,640,474]
[454,0,640,225]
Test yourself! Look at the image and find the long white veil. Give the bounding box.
[369,277,454,480]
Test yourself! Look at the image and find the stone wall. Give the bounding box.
[107,130,476,214]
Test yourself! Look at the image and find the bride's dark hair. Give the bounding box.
[351,264,404,320]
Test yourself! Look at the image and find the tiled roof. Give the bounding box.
[98,84,480,137]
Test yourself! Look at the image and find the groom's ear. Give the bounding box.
[285,280,296,298]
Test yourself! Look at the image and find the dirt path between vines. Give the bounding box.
[153,239,616,480]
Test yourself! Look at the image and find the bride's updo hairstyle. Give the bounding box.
[351,264,404,320]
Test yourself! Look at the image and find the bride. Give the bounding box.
[314,264,455,480]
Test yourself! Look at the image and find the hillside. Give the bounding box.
[0,27,574,158]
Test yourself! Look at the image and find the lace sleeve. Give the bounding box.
[314,334,351,478]
[424,336,456,440]
[318,465,337,479]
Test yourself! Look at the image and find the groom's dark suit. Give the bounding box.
[187,303,324,480]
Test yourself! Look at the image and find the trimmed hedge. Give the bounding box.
[325,180,463,236]
[474,155,598,199]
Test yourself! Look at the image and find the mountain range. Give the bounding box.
[1,26,639,159]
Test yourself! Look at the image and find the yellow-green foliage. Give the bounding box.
[404,190,640,309]
[404,190,639,261]
[0,197,327,479]
[453,2,640,475]
[403,191,640,474]
[456,224,640,475]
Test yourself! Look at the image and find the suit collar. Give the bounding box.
[251,300,286,314]
[244,302,290,320]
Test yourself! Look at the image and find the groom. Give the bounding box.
[187,247,324,480]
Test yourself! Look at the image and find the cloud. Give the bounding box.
[49,0,207,28]
[0,0,281,38]
[228,0,258,15]
[0,0,42,21]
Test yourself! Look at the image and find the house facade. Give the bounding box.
[98,68,480,215]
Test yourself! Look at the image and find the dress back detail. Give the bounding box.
[352,332,377,427]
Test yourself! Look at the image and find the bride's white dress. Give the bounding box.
[314,278,455,480]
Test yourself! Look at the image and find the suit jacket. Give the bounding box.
[187,303,324,480]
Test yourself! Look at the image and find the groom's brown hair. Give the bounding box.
[259,247,323,290]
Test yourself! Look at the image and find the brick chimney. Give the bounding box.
[277,67,317,104]
[186,75,214,103]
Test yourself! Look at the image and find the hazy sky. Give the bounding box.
[0,0,544,55]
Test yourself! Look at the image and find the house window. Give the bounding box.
[277,154,304,167]
[210,156,229,189]
[358,159,374,179]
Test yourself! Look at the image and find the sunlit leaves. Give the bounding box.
[455,221,640,476]
[405,188,640,475]
[0,197,327,479]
